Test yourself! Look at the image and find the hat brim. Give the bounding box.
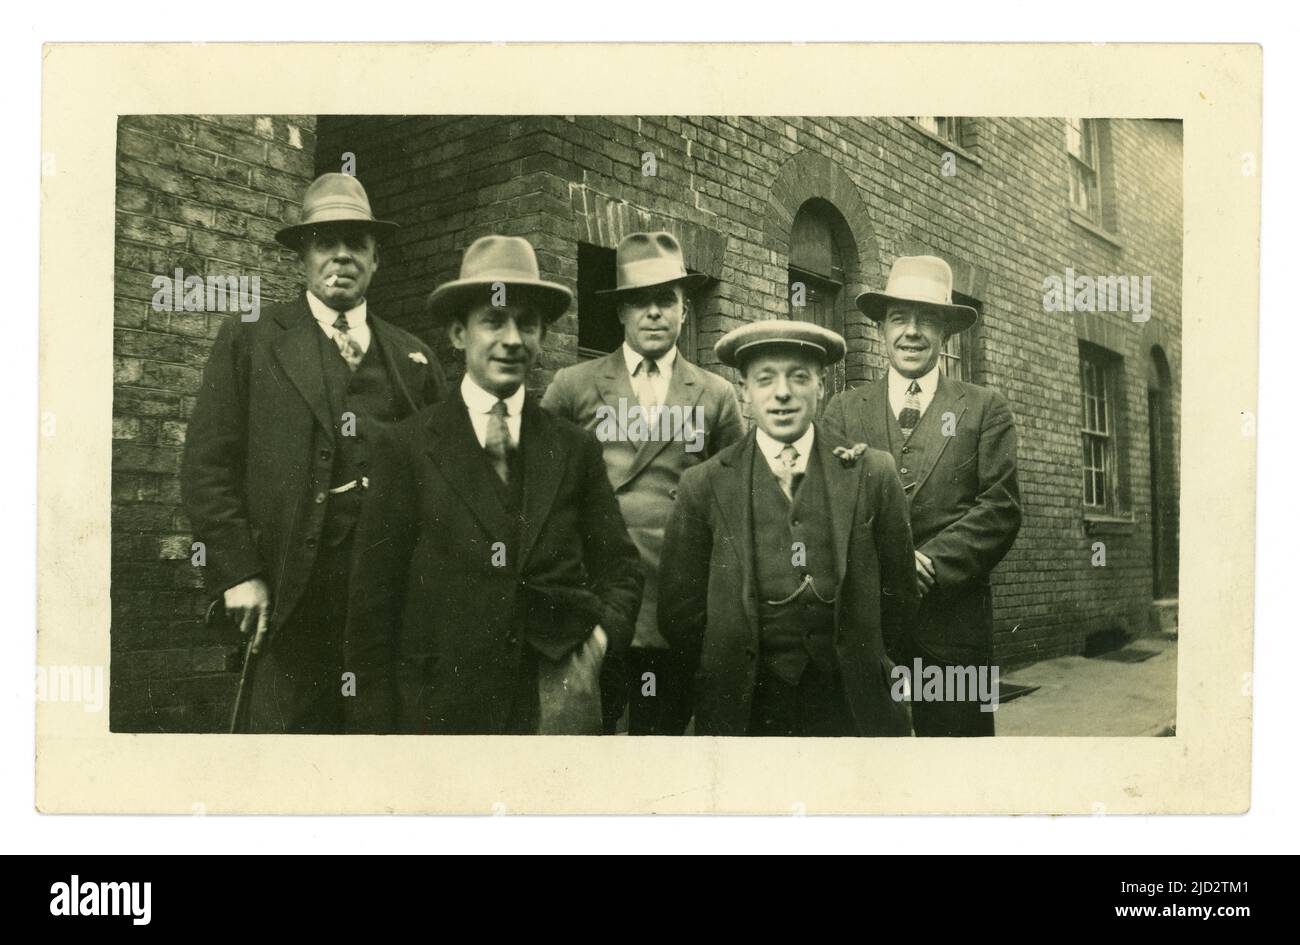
[275,218,400,249]
[856,291,979,333]
[595,272,711,298]
[427,278,574,325]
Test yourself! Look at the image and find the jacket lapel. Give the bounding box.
[859,380,893,454]
[910,373,968,498]
[425,394,515,545]
[620,353,704,486]
[710,432,760,648]
[814,429,863,589]
[518,399,566,567]
[271,296,333,435]
[368,314,421,415]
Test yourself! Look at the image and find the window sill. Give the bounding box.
[901,119,983,167]
[1084,512,1136,536]
[1068,209,1124,250]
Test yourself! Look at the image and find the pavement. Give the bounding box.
[994,636,1177,736]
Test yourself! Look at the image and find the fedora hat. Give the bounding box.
[596,231,710,298]
[275,173,399,249]
[427,235,573,324]
[715,319,846,371]
[856,255,979,333]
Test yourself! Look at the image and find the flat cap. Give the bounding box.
[715,319,847,370]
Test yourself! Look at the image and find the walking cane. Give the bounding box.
[206,598,261,734]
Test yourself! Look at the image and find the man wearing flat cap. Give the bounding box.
[182,172,447,734]
[658,320,918,737]
[542,231,744,735]
[821,255,1021,737]
[346,235,643,735]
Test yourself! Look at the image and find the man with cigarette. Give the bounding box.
[658,320,918,737]
[541,231,744,735]
[182,173,447,733]
[346,235,643,735]
[821,255,1021,736]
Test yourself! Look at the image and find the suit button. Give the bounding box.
[319,449,331,461]
[315,491,327,503]
[305,536,317,548]
[901,446,911,454]
[899,467,909,475]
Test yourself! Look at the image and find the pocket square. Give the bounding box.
[408,351,429,365]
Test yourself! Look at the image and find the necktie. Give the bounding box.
[634,357,661,419]
[332,313,364,372]
[898,380,922,438]
[777,443,801,502]
[484,400,513,484]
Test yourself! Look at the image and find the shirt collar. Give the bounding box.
[755,424,816,462]
[306,290,367,330]
[888,362,940,398]
[622,341,677,377]
[460,373,526,418]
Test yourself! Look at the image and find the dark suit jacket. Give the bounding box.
[180,296,448,629]
[821,373,1021,663]
[345,392,644,735]
[541,349,744,649]
[658,427,918,736]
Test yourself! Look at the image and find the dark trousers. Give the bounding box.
[909,653,997,737]
[243,536,351,735]
[619,647,694,736]
[749,663,856,737]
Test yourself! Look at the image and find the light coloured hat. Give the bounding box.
[856,255,979,333]
[596,231,710,297]
[275,173,399,248]
[715,319,846,370]
[427,235,573,324]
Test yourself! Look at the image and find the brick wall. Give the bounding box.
[110,113,1181,730]
[111,115,317,731]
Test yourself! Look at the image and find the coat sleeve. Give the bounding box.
[576,428,644,659]
[180,315,264,595]
[819,389,851,445]
[538,366,573,419]
[344,424,420,734]
[657,466,712,669]
[920,390,1022,589]
[870,450,920,662]
[420,343,449,406]
[708,378,746,455]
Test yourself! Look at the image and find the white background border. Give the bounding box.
[6,1,1292,852]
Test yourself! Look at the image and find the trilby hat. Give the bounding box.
[856,255,979,333]
[596,231,710,298]
[274,173,399,249]
[427,235,573,324]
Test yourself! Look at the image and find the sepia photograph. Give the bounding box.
[108,112,1182,739]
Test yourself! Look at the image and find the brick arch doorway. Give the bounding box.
[762,149,883,390]
[787,198,856,396]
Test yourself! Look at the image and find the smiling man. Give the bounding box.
[542,231,743,735]
[821,255,1021,737]
[346,235,642,735]
[182,173,447,733]
[658,320,917,737]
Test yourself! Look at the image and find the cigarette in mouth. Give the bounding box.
[325,274,339,287]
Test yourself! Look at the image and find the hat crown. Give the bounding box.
[298,172,378,225]
[612,230,691,291]
[880,255,957,308]
[457,235,544,283]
